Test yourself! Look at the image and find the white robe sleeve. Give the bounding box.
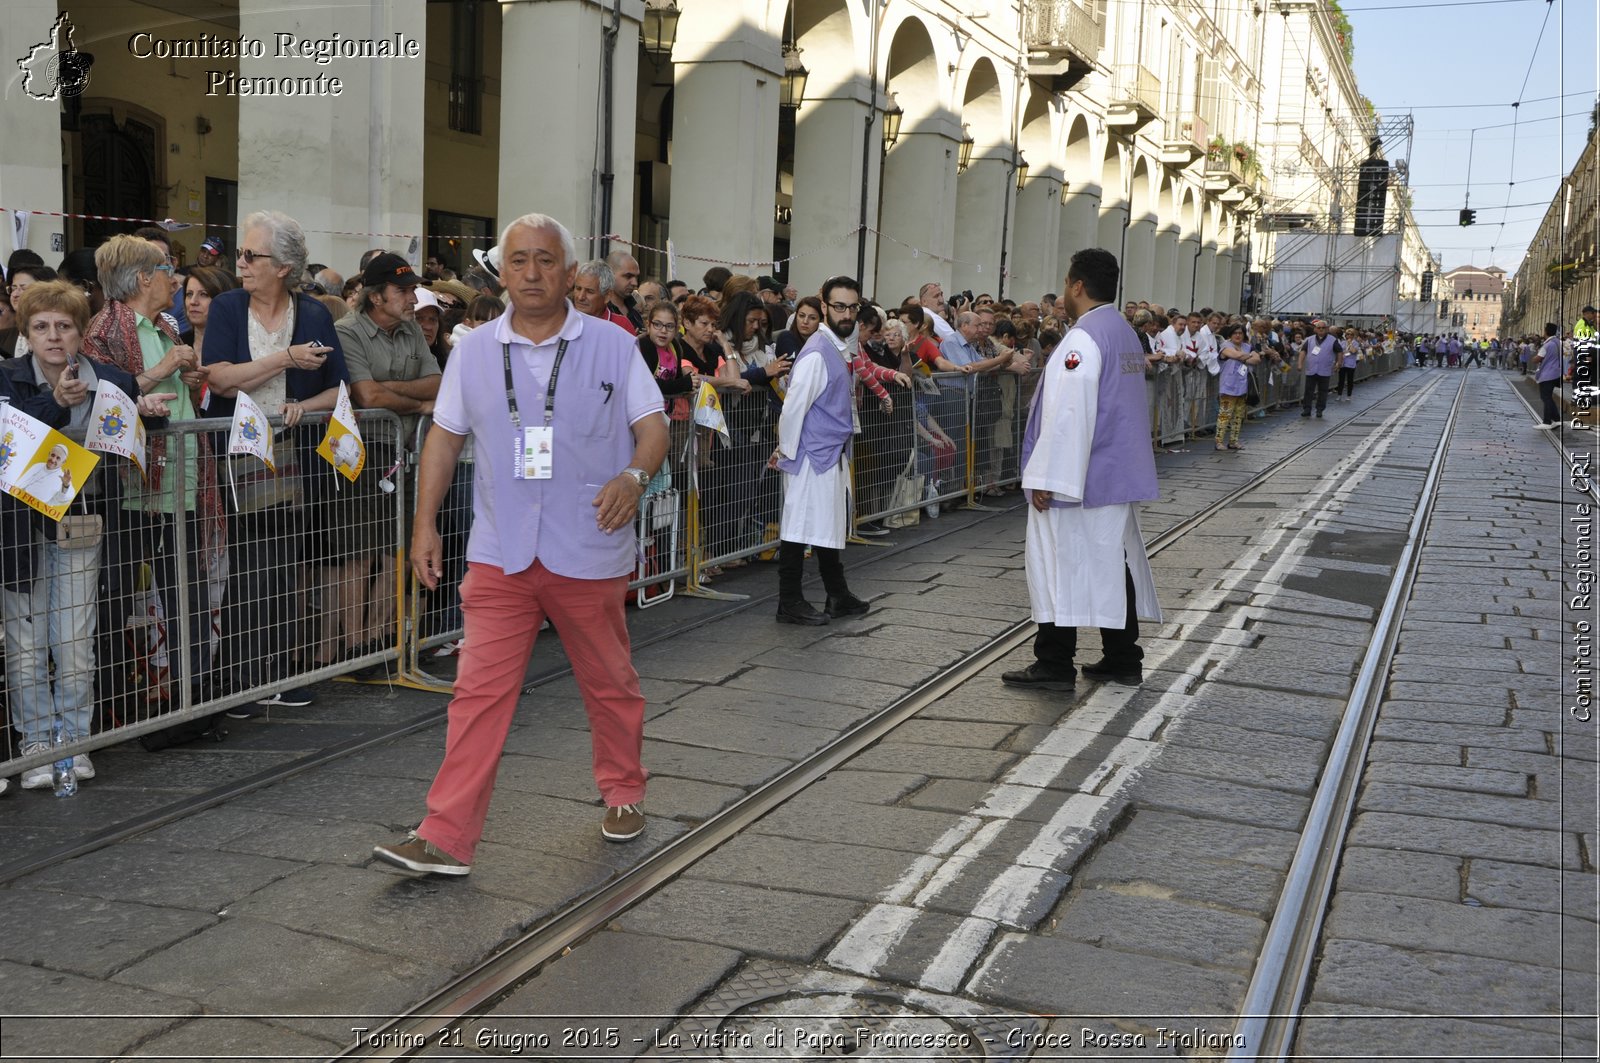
[1198,334,1220,375]
[776,349,827,461]
[1021,328,1101,503]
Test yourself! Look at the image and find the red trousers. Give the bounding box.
[417,561,646,862]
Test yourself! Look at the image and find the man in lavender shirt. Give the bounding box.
[1534,322,1566,429]
[374,213,669,875]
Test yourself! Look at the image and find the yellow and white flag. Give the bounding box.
[692,380,730,447]
[228,391,275,473]
[316,381,365,482]
[86,378,148,478]
[0,403,100,521]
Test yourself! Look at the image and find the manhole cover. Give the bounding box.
[644,960,1038,1060]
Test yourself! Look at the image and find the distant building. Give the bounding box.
[1442,265,1505,341]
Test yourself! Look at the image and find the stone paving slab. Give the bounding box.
[0,959,202,1059]
[111,916,454,1044]
[467,930,742,1058]
[0,888,216,981]
[614,878,861,963]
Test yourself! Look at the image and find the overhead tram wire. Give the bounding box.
[1487,0,1557,262]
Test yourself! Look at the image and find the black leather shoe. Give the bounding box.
[1080,658,1143,685]
[825,594,871,618]
[1001,662,1076,689]
[855,522,891,537]
[776,600,829,626]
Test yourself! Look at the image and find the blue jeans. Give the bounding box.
[2,537,100,748]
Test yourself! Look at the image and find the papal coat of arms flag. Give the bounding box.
[86,378,148,477]
[228,390,275,473]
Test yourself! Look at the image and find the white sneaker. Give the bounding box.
[19,743,52,790]
[0,776,9,796]
[431,638,464,658]
[73,754,95,781]
[1537,423,1556,430]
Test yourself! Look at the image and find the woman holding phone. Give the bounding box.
[202,210,349,710]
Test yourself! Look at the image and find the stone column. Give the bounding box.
[1059,188,1100,267]
[669,29,781,279]
[875,125,960,305]
[496,0,640,261]
[1097,199,1128,265]
[790,86,881,297]
[1,0,69,260]
[952,155,1008,296]
[1123,212,1157,303]
[1178,233,1202,309]
[1194,240,1218,312]
[1153,225,1180,309]
[1010,173,1063,302]
[1213,248,1236,312]
[237,0,427,271]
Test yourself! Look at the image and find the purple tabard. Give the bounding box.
[1304,335,1338,376]
[777,332,854,475]
[1020,303,1159,509]
[1536,337,1565,383]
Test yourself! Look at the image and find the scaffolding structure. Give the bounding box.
[1258,114,1416,323]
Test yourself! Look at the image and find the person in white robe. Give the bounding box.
[768,277,873,625]
[1005,249,1163,691]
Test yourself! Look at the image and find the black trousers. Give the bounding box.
[1336,366,1356,397]
[777,540,847,605]
[1302,374,1331,413]
[1032,564,1142,671]
[1539,379,1562,425]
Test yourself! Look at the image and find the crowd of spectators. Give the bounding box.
[4,215,1560,796]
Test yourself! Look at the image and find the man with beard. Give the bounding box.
[1004,249,1162,691]
[767,275,873,626]
[605,251,645,331]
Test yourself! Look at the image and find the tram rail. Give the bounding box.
[1227,373,1469,1060]
[332,370,1449,1063]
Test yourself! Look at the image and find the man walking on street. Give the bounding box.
[769,275,874,626]
[1299,318,1340,418]
[1004,248,1162,691]
[374,213,669,876]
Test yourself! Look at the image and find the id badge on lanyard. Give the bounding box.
[507,339,568,481]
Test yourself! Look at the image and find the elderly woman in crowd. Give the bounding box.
[1214,322,1261,452]
[202,210,348,711]
[2,281,173,789]
[82,234,218,710]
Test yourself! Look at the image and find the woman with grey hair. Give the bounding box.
[202,209,350,711]
[83,233,219,710]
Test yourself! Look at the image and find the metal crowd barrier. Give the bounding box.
[3,347,1413,779]
[1,409,406,782]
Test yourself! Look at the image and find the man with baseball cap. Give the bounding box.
[196,236,227,268]
[338,252,441,438]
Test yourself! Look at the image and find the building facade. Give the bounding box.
[1,0,1430,314]
[1442,265,1504,342]
[1504,127,1599,339]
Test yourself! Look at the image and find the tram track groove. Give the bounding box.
[329,370,1445,1062]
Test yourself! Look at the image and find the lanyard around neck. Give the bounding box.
[503,338,569,432]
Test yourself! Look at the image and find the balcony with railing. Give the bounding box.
[1106,65,1159,132]
[1023,0,1102,92]
[1159,114,1208,166]
[1204,148,1247,193]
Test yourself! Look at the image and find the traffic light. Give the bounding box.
[1458,208,1476,226]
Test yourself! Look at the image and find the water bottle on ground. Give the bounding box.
[52,721,78,798]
